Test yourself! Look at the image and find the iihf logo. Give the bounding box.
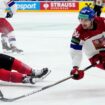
[43,3,49,10]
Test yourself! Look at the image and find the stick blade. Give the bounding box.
[0,97,15,102]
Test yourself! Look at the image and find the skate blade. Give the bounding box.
[35,70,51,82]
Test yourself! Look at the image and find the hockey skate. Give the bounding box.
[10,45,23,54]
[31,68,51,81]
[1,39,12,53]
[1,39,23,54]
[22,68,51,84]
[22,76,36,84]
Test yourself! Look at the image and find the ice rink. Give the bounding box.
[1,12,105,105]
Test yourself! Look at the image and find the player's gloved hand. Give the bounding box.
[89,54,101,65]
[99,51,105,64]
[89,52,104,66]
[6,11,13,18]
[70,67,84,80]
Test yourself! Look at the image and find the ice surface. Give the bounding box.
[0,12,105,105]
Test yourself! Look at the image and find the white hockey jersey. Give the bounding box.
[0,0,17,18]
[70,17,105,68]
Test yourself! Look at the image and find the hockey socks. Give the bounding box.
[11,59,32,75]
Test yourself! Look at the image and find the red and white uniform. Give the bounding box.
[0,0,17,34]
[0,54,32,83]
[70,17,105,69]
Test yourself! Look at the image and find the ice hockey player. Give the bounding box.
[0,0,23,53]
[93,0,104,16]
[0,53,50,84]
[70,6,105,80]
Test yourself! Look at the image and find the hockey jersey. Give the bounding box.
[70,17,105,68]
[0,0,17,18]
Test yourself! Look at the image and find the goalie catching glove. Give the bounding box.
[70,67,84,80]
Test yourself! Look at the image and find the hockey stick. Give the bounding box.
[0,64,94,102]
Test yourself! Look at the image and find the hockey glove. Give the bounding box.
[89,51,105,65]
[70,67,84,80]
[6,11,13,18]
[89,54,101,65]
[99,51,105,64]
[89,52,105,69]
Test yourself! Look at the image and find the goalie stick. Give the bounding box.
[0,64,94,102]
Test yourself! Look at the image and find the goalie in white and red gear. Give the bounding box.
[70,7,105,80]
[0,0,23,53]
